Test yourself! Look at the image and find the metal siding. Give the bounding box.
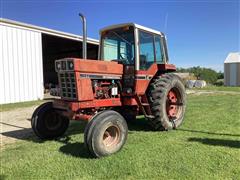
[230,63,237,86]
[0,24,44,104]
[224,63,229,86]
[0,26,4,103]
[224,63,240,86]
[17,28,25,101]
[237,64,240,86]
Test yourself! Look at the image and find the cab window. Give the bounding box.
[154,35,164,63]
[139,31,155,70]
[101,27,135,65]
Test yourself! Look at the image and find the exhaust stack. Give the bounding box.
[79,13,87,59]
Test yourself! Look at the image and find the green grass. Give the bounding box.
[198,85,240,92]
[1,94,240,179]
[0,100,44,112]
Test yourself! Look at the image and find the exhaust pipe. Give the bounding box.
[79,13,87,59]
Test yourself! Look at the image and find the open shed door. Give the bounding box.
[41,33,98,89]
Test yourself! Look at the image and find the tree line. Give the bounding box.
[176,66,224,85]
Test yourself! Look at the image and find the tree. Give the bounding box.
[176,66,219,84]
[217,72,224,79]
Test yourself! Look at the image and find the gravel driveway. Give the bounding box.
[0,106,38,147]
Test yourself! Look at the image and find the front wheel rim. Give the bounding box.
[103,125,120,148]
[44,111,62,130]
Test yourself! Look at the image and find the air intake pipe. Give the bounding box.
[79,13,87,59]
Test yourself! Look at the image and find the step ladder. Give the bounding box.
[135,94,155,119]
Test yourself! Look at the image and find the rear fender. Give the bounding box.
[135,63,176,95]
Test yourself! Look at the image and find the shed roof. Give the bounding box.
[0,18,99,45]
[224,52,240,63]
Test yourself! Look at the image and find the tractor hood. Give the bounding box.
[55,58,123,77]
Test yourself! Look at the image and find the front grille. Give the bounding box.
[59,72,77,99]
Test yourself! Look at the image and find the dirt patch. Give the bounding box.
[0,106,38,147]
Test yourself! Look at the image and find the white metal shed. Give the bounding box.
[224,52,240,86]
[0,18,99,104]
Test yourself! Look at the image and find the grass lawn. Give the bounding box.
[1,93,240,179]
[0,100,44,112]
[197,85,240,92]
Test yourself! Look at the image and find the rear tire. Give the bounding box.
[147,74,186,130]
[31,102,69,139]
[84,110,128,158]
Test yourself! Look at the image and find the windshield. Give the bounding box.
[101,26,135,65]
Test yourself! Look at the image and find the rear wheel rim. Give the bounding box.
[103,125,120,148]
[166,88,183,121]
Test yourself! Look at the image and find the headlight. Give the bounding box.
[67,61,74,70]
[56,61,61,71]
[61,61,66,70]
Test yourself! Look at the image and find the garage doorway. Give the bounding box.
[41,33,99,89]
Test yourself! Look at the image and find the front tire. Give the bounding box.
[31,102,69,139]
[84,110,128,158]
[147,74,186,130]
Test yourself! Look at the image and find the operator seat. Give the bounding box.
[140,55,147,70]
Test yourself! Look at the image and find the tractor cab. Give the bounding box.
[99,23,169,70]
[99,23,174,95]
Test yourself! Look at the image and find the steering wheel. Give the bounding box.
[119,53,130,64]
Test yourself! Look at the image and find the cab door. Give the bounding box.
[135,30,164,95]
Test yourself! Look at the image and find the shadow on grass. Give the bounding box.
[57,121,92,159]
[127,116,153,132]
[2,120,92,158]
[0,174,7,180]
[59,142,91,159]
[178,128,240,137]
[1,122,27,129]
[1,121,87,144]
[188,137,240,149]
[1,126,44,144]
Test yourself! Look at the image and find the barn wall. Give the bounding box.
[229,63,237,86]
[0,24,44,104]
[224,63,240,86]
[224,63,230,86]
[237,63,240,86]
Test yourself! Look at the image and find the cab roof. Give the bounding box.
[100,23,164,36]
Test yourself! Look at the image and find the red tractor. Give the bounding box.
[32,14,186,158]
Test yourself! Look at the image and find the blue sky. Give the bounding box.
[1,0,239,72]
